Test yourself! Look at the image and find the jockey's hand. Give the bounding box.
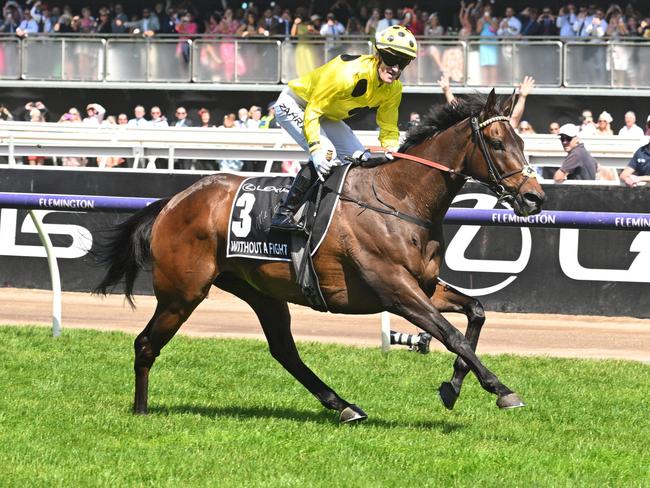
[311,148,337,177]
[384,146,398,160]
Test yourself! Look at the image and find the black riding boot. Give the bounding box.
[270,162,319,232]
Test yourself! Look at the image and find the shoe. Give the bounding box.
[270,163,318,233]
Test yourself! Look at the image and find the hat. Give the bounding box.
[558,123,579,138]
[598,111,613,123]
[310,14,321,21]
[646,114,650,123]
[266,101,275,110]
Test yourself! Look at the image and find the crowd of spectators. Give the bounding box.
[1,98,280,170]
[2,1,650,40]
[2,89,649,183]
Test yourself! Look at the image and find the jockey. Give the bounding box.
[270,25,418,232]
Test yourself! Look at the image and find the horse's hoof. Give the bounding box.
[438,382,459,410]
[496,393,525,410]
[340,404,368,424]
[416,332,432,354]
[133,405,148,415]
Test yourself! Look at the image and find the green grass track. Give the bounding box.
[1,326,649,487]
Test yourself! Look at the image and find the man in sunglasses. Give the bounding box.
[270,25,417,232]
[553,123,597,182]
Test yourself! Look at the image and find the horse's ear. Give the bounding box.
[480,88,497,119]
[503,89,516,117]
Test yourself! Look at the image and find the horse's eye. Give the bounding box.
[490,139,504,150]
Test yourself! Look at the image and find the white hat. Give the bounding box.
[646,114,650,123]
[598,111,613,123]
[558,123,579,138]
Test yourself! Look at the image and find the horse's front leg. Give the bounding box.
[389,276,523,410]
[430,280,486,410]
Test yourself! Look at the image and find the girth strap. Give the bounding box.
[338,194,432,230]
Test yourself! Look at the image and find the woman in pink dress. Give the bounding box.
[217,8,242,81]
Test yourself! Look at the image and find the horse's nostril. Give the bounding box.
[523,192,544,207]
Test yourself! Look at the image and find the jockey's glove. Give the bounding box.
[384,147,398,160]
[311,148,338,177]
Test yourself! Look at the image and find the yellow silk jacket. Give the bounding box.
[288,54,402,152]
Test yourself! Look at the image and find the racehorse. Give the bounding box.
[95,90,545,423]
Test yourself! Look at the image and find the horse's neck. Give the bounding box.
[379,131,468,222]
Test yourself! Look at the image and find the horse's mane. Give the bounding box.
[399,93,511,153]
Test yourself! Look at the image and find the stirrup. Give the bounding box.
[270,214,305,233]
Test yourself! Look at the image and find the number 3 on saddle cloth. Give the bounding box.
[227,165,353,311]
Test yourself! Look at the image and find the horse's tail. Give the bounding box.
[93,198,170,307]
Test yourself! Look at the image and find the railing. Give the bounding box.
[1,35,650,88]
[0,121,644,177]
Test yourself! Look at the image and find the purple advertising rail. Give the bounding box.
[1,191,649,230]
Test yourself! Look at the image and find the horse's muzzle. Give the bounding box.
[512,189,545,217]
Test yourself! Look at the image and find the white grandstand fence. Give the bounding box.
[0,121,644,176]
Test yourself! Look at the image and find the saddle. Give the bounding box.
[226,165,353,311]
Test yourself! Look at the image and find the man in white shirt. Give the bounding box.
[319,13,344,38]
[497,7,522,36]
[617,111,644,138]
[376,9,397,33]
[82,103,106,126]
[127,105,151,127]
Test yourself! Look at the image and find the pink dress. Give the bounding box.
[218,19,245,80]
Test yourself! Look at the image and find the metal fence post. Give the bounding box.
[28,210,62,337]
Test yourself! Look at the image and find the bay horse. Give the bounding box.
[95,90,545,423]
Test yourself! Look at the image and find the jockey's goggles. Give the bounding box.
[378,50,412,70]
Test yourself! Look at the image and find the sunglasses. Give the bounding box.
[560,135,573,143]
[379,51,411,70]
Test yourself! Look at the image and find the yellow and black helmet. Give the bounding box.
[375,25,418,60]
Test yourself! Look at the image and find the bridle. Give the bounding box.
[468,115,535,203]
[348,114,537,229]
[370,114,535,203]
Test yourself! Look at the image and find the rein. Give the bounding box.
[340,115,532,229]
[366,145,471,179]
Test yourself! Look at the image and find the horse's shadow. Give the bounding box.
[147,404,463,433]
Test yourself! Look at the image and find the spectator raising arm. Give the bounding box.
[437,75,456,104]
[509,76,536,128]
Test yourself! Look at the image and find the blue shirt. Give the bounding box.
[18,19,39,33]
[627,144,650,176]
[557,13,576,37]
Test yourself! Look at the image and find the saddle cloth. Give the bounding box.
[226,164,352,261]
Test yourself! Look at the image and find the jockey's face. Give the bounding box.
[378,60,400,83]
[377,51,412,83]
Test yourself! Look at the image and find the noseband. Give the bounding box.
[470,115,535,203]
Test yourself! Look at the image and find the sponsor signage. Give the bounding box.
[0,169,648,317]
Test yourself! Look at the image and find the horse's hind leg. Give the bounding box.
[215,275,367,423]
[430,281,486,410]
[134,264,214,414]
[133,294,205,414]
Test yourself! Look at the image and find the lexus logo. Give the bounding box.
[444,194,532,296]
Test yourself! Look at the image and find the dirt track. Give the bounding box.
[1,287,649,362]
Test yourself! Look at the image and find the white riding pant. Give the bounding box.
[273,87,365,165]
